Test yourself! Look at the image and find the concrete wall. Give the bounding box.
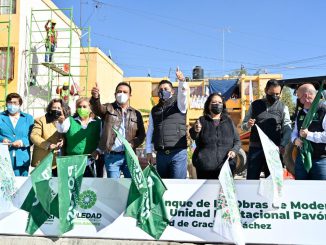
[0,236,195,245]
[0,0,81,116]
[18,0,81,117]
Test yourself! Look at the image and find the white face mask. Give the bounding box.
[116,92,129,104]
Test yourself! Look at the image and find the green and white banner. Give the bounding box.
[57,155,87,234]
[256,125,284,207]
[213,159,245,245]
[0,144,16,219]
[2,178,326,245]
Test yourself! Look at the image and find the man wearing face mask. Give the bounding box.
[0,93,34,176]
[291,83,326,180]
[146,68,189,179]
[241,79,292,179]
[90,82,145,178]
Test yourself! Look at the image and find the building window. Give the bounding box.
[0,0,16,14]
[0,47,14,80]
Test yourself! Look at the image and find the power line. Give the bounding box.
[248,54,326,70]
[92,1,289,59]
[93,32,261,66]
[93,1,326,50]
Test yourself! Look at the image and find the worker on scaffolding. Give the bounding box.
[56,81,76,103]
[44,19,57,63]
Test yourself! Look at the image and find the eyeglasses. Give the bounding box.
[77,105,88,108]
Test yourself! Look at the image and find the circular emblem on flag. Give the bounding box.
[78,190,97,209]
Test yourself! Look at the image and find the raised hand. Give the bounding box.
[247,118,256,128]
[91,82,100,99]
[176,66,185,81]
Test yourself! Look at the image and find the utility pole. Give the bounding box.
[220,27,230,75]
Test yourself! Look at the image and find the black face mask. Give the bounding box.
[211,104,223,115]
[266,94,280,104]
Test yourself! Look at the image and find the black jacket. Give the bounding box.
[249,99,285,147]
[190,113,241,171]
[151,96,187,150]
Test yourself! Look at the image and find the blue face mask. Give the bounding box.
[159,90,171,101]
[7,104,20,114]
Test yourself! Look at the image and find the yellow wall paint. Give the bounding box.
[80,47,123,103]
[0,0,21,102]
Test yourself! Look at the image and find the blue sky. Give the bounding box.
[54,0,326,80]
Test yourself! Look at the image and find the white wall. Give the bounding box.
[18,0,81,117]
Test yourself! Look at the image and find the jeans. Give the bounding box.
[246,146,270,180]
[13,166,29,176]
[45,44,55,62]
[295,154,326,180]
[156,148,187,179]
[104,152,131,179]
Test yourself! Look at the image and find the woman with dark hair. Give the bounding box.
[30,98,70,175]
[0,93,34,176]
[189,92,241,179]
[56,97,101,177]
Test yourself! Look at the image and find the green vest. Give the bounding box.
[65,116,101,155]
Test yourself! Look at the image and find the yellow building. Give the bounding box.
[80,47,123,103]
[123,77,168,113]
[0,0,20,103]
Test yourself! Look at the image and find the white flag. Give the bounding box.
[213,159,245,245]
[0,144,17,219]
[256,125,284,207]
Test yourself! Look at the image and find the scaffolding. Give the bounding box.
[0,0,13,109]
[26,7,90,115]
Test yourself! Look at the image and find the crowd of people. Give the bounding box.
[1,70,325,181]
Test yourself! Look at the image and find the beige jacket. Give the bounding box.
[30,115,62,167]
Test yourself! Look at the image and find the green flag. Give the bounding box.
[24,194,59,235]
[300,83,324,172]
[113,128,169,239]
[113,128,147,194]
[57,155,87,234]
[126,165,169,239]
[19,153,59,235]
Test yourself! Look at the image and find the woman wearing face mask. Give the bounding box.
[0,93,34,176]
[30,98,69,176]
[189,93,241,179]
[56,97,102,177]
